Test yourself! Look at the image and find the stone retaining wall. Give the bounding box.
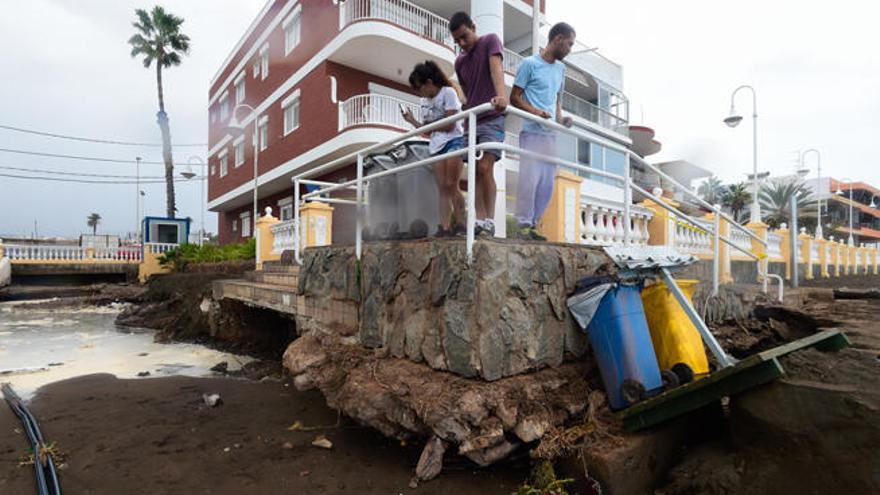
[297,239,616,381]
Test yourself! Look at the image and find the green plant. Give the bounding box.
[760,180,818,230]
[697,176,725,206]
[722,183,751,224]
[86,213,102,234]
[515,461,574,495]
[158,238,255,271]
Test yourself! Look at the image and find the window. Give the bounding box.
[278,196,293,221]
[258,116,269,151]
[234,72,246,105]
[210,109,217,124]
[219,151,229,177]
[219,93,229,121]
[210,165,216,176]
[283,5,302,55]
[252,59,260,79]
[282,89,301,136]
[234,137,245,167]
[240,212,251,237]
[232,219,238,232]
[260,44,269,80]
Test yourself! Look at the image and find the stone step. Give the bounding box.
[213,279,299,314]
[246,271,299,287]
[262,261,300,274]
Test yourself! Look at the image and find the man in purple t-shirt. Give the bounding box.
[450,11,508,237]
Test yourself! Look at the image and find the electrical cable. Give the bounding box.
[3,383,61,495]
[0,172,205,184]
[0,123,206,147]
[0,165,170,179]
[0,147,206,166]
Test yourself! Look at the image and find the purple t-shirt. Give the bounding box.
[454,33,504,122]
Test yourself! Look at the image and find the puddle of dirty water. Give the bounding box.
[0,299,251,399]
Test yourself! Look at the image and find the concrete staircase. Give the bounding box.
[212,261,301,315]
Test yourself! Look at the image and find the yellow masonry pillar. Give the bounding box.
[747,220,769,282]
[641,195,680,247]
[798,229,813,280]
[538,170,583,244]
[255,207,280,271]
[301,201,334,249]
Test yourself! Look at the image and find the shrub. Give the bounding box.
[158,238,255,271]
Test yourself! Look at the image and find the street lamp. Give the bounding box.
[139,190,146,244]
[184,156,206,246]
[835,178,855,246]
[724,85,760,223]
[800,148,822,239]
[135,156,142,243]
[226,104,261,230]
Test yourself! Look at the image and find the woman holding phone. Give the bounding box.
[401,61,466,237]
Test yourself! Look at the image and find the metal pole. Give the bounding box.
[466,113,477,263]
[355,153,363,261]
[623,153,632,244]
[713,204,720,296]
[848,184,854,247]
[135,156,141,242]
[751,95,759,223]
[791,195,799,288]
[201,167,205,246]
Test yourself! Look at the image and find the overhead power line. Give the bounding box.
[0,147,206,166]
[0,165,170,179]
[0,172,205,185]
[0,123,207,147]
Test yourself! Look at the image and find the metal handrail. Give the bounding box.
[291,102,772,296]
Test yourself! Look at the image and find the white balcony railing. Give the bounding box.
[730,228,753,258]
[94,246,143,262]
[580,198,653,247]
[341,0,454,50]
[339,94,420,132]
[503,49,524,76]
[271,220,297,255]
[560,92,628,134]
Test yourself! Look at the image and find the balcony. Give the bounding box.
[341,0,454,51]
[338,94,419,132]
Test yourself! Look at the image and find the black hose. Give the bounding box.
[2,383,61,495]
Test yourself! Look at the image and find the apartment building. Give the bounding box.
[207,0,632,244]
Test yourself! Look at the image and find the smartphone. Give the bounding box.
[399,104,407,114]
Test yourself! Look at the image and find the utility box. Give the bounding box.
[142,217,191,244]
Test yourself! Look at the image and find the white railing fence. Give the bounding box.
[94,246,143,262]
[146,243,178,255]
[560,92,628,134]
[271,220,298,255]
[339,94,419,132]
[4,245,86,261]
[581,201,652,247]
[767,232,783,259]
[673,220,713,256]
[729,228,753,258]
[341,0,454,50]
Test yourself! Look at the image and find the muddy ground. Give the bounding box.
[0,374,525,494]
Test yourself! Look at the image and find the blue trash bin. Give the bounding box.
[586,283,663,410]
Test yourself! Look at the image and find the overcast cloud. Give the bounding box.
[1,0,877,238]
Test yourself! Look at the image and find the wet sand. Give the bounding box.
[0,374,524,494]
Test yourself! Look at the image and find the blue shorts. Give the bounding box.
[433,136,466,156]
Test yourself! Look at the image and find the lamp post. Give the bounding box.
[799,148,822,239]
[139,190,146,243]
[184,156,206,246]
[226,104,260,230]
[835,178,855,246]
[723,85,761,223]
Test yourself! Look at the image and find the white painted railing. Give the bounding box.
[580,198,653,246]
[729,228,753,258]
[560,91,628,134]
[767,232,783,259]
[94,246,143,262]
[673,219,713,256]
[4,244,86,261]
[341,0,454,50]
[503,49,524,76]
[271,220,298,255]
[810,240,820,263]
[146,243,178,255]
[339,94,420,132]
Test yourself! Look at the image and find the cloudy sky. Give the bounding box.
[1,0,877,238]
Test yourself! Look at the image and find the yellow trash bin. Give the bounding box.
[641,280,709,383]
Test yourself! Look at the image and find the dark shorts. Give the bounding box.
[433,136,466,156]
[464,115,506,160]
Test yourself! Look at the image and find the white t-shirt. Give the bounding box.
[420,86,463,154]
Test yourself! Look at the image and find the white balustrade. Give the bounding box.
[810,241,820,263]
[342,0,454,49]
[673,219,713,256]
[4,244,86,261]
[271,220,298,255]
[729,228,753,258]
[580,198,653,247]
[767,232,783,259]
[147,243,179,255]
[339,94,420,132]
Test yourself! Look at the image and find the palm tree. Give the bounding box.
[697,176,725,206]
[87,213,102,235]
[722,183,751,223]
[128,6,191,218]
[760,180,818,230]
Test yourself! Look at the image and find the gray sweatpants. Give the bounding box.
[515,131,557,226]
